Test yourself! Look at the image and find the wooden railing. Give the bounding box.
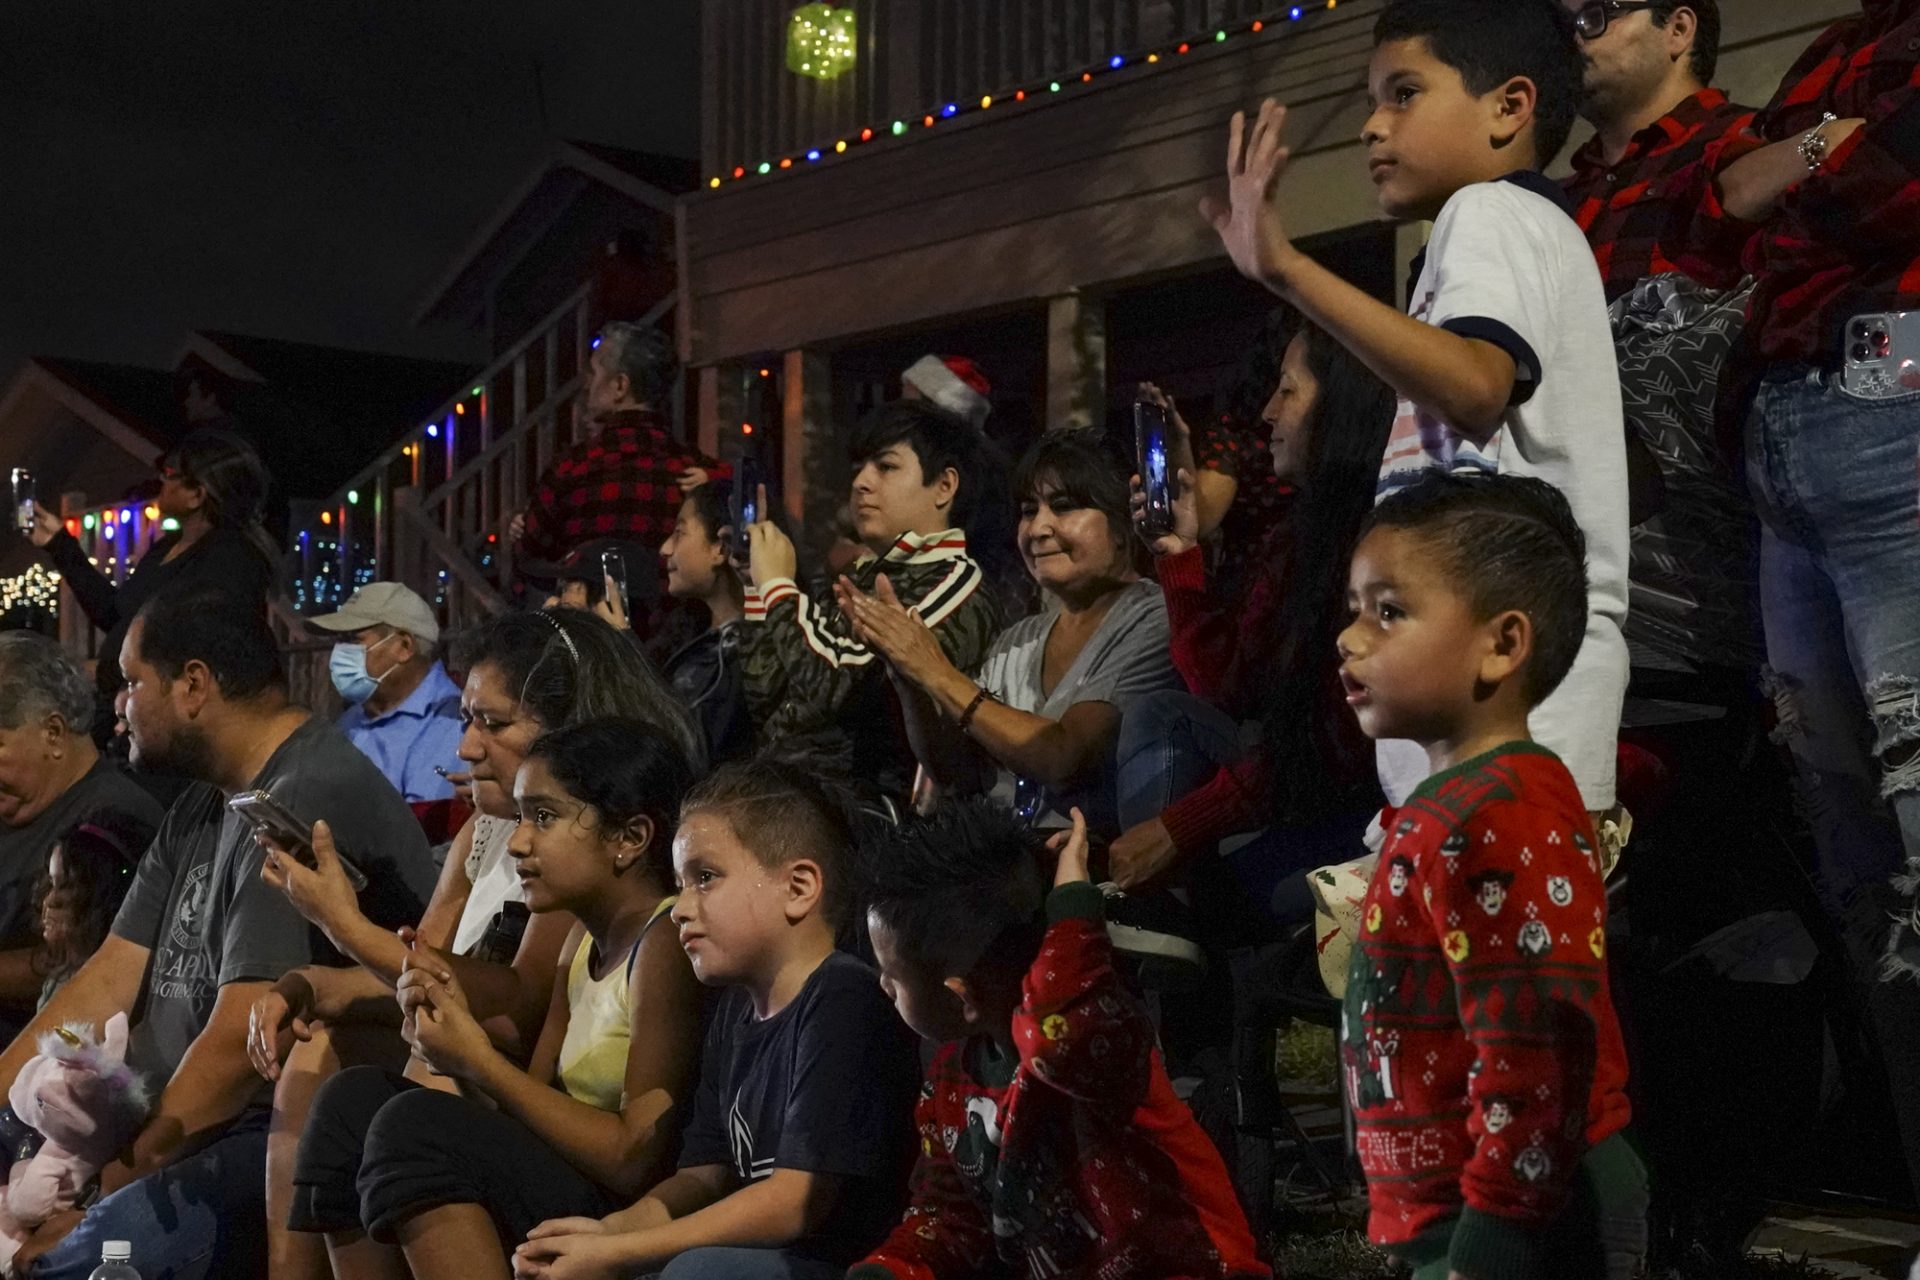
[703,0,1295,181]
[57,279,680,686]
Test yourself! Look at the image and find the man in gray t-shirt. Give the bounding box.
[0,588,435,1279]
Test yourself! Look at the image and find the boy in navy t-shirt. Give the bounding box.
[514,764,920,1280]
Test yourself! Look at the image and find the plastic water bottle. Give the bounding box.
[87,1240,141,1279]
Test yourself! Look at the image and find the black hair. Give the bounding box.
[847,400,982,525]
[1256,311,1399,827]
[35,809,156,974]
[596,323,678,410]
[1375,0,1583,167]
[862,799,1047,988]
[133,586,283,701]
[159,427,278,571]
[1651,0,1720,85]
[1363,471,1589,705]
[527,718,695,888]
[1010,431,1133,531]
[683,482,732,543]
[468,608,704,769]
[680,758,858,930]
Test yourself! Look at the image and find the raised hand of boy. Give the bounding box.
[1048,808,1092,887]
[1201,100,1304,289]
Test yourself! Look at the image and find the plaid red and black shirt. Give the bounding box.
[1672,0,1920,364]
[520,408,727,565]
[1563,88,1756,302]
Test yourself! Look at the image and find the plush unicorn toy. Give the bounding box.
[0,1014,148,1269]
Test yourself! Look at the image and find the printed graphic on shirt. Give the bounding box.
[154,861,214,1003]
[1377,290,1504,499]
[728,1096,775,1183]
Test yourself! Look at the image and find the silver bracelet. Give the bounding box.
[1798,111,1839,172]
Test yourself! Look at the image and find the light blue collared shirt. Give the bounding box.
[338,662,465,803]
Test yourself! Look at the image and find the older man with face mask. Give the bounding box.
[0,634,160,1018]
[310,582,464,803]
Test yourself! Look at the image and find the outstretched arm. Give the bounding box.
[1203,100,1517,437]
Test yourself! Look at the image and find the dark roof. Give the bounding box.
[564,141,699,196]
[191,331,473,427]
[414,138,693,328]
[180,332,475,500]
[32,357,187,448]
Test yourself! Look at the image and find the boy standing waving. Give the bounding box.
[1207,0,1630,819]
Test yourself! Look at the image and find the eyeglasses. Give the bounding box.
[1572,1,1659,40]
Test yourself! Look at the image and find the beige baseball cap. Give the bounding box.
[308,582,440,645]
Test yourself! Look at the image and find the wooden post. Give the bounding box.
[782,350,835,565]
[697,366,722,459]
[1046,290,1107,432]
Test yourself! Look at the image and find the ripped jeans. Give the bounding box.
[1747,366,1920,976]
[1748,366,1920,1199]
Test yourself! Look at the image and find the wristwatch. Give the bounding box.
[1798,111,1840,172]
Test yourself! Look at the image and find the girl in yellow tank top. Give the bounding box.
[361,720,709,1279]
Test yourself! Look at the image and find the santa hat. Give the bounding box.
[903,355,992,432]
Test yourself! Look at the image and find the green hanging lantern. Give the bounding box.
[787,4,857,81]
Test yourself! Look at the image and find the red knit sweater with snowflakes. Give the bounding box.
[1342,744,1632,1278]
[848,884,1268,1280]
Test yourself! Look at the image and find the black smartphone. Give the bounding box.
[600,547,630,620]
[730,456,762,570]
[1135,396,1174,537]
[227,789,370,891]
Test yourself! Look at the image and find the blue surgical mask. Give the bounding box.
[329,634,398,704]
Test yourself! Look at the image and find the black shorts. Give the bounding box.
[289,1065,626,1249]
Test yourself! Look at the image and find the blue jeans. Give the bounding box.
[645,1247,845,1279]
[1747,366,1920,1200]
[1745,367,1920,978]
[1114,690,1245,833]
[29,1113,266,1280]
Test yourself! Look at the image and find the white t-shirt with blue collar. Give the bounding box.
[1375,171,1631,812]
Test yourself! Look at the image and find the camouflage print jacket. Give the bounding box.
[740,529,999,796]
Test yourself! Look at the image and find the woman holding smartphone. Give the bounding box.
[27,428,277,745]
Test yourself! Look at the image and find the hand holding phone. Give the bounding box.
[600,548,630,623]
[231,790,370,892]
[730,457,763,570]
[1134,395,1176,538]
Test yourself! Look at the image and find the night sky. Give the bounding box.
[0,0,699,382]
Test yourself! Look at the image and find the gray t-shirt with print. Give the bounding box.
[976,579,1183,834]
[111,716,437,1083]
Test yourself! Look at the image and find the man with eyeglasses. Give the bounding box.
[1562,1,1752,300]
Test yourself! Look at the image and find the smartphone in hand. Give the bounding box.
[730,456,763,570]
[228,789,370,891]
[1135,396,1175,537]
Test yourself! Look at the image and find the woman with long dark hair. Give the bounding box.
[1108,310,1396,919]
[28,427,279,743]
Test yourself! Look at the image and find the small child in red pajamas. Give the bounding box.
[1335,471,1644,1280]
[852,801,1268,1280]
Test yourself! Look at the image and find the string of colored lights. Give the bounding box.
[707,1,1340,189]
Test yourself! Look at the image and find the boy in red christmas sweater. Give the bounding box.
[852,800,1267,1280]
[1336,471,1643,1280]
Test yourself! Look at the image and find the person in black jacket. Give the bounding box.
[658,485,751,764]
[28,428,279,745]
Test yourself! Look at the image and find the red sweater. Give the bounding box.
[849,885,1268,1280]
[1157,532,1371,859]
[1342,745,1632,1278]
